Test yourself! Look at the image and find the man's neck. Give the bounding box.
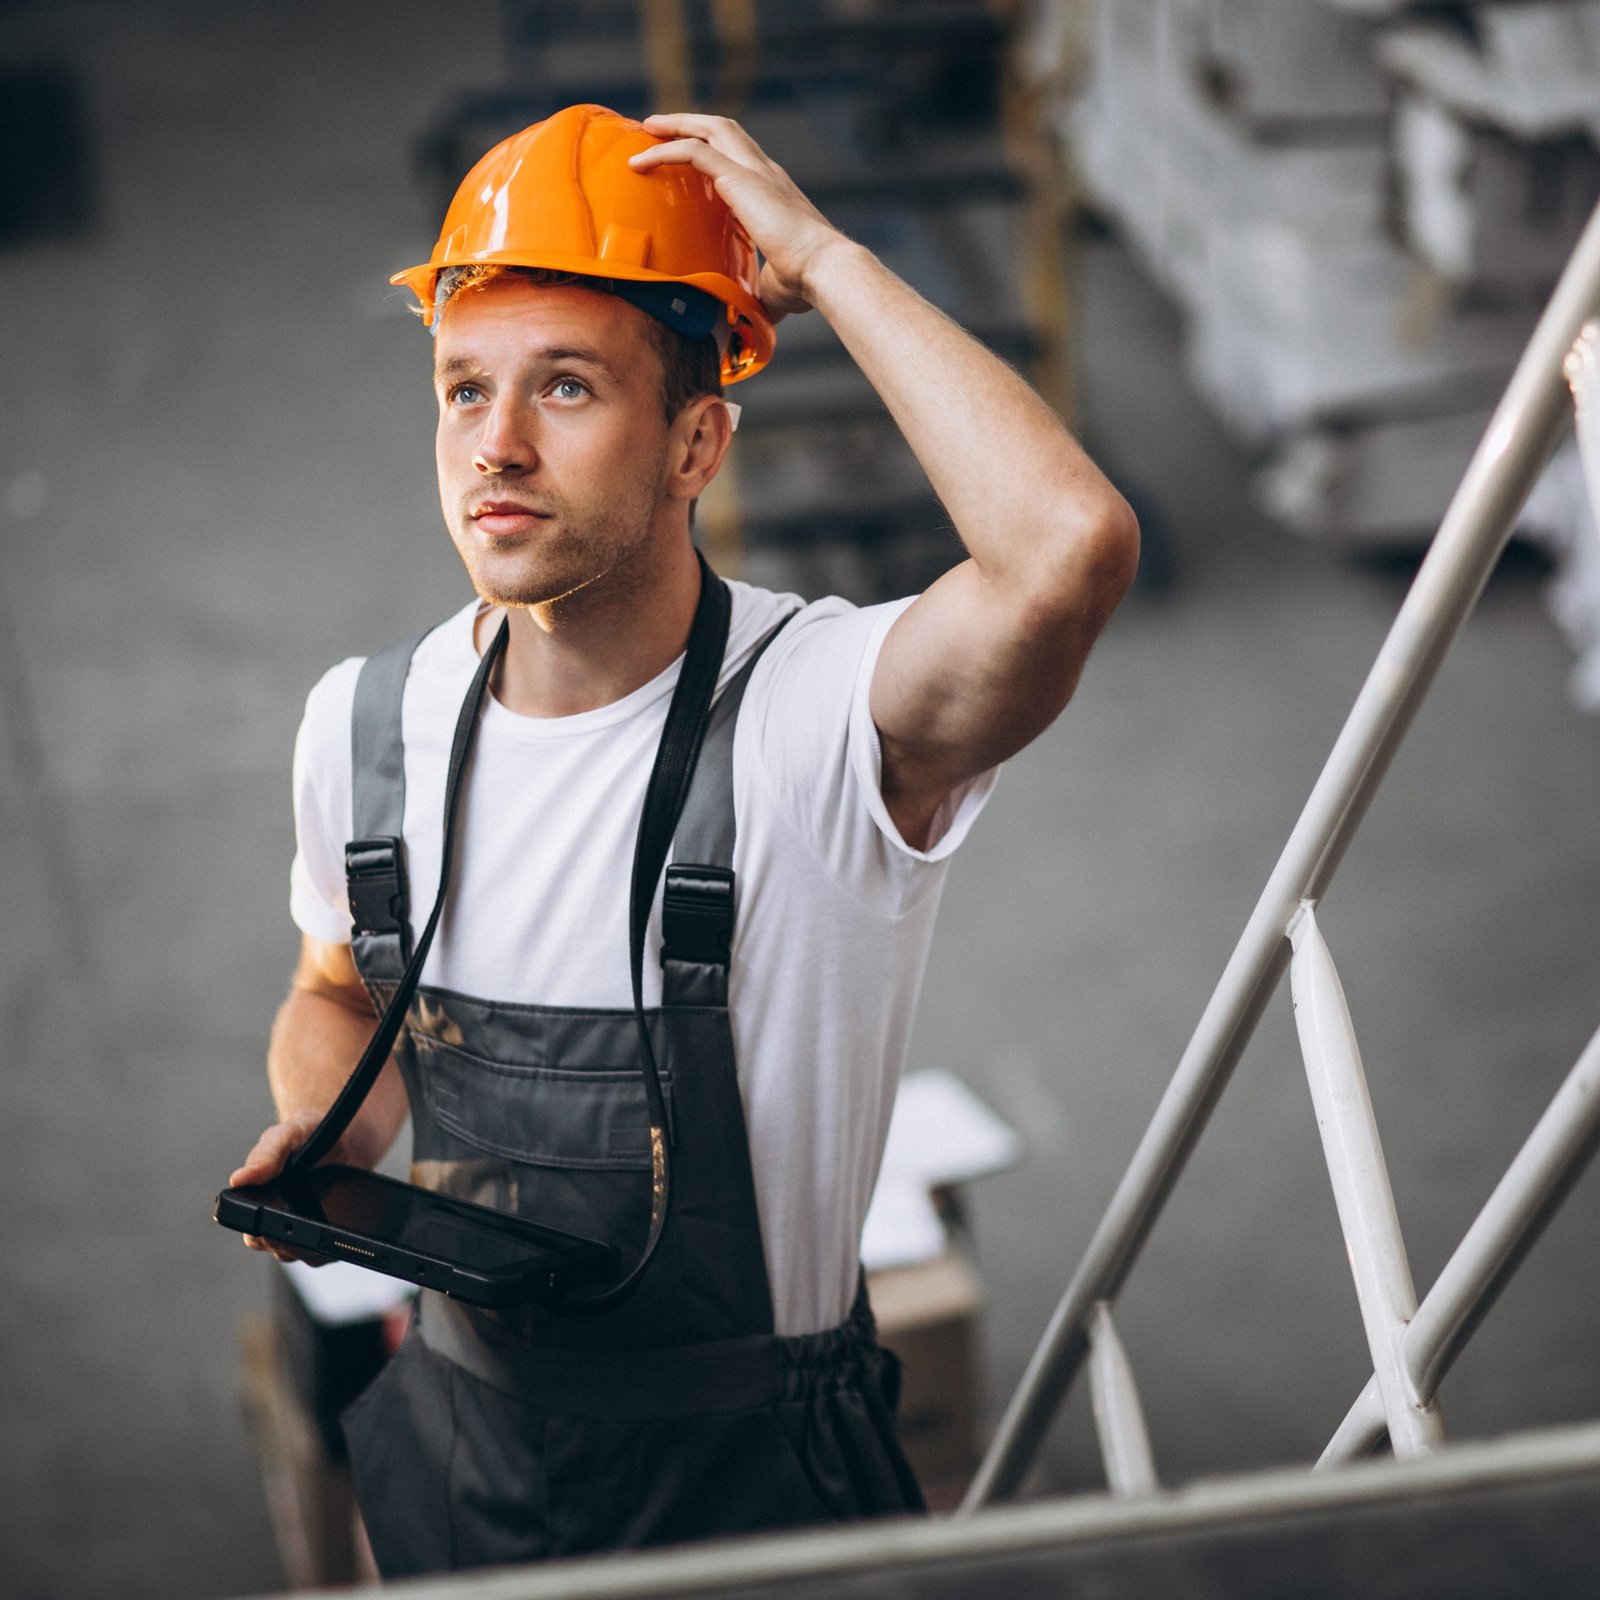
[475,538,704,719]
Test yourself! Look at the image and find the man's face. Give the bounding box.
[433,279,675,608]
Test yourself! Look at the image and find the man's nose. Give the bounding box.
[472,399,537,476]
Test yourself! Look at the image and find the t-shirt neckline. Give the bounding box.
[450,601,684,742]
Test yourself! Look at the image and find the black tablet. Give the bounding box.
[215,1165,618,1309]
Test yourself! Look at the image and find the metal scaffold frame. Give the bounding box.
[964,197,1600,1509]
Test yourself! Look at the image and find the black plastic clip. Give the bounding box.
[345,836,410,955]
[661,865,735,968]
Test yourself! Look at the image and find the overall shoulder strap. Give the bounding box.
[661,608,798,1006]
[345,631,427,982]
[567,553,730,1309]
[290,617,507,1176]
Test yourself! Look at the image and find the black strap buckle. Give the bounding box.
[661,865,735,968]
[345,836,410,952]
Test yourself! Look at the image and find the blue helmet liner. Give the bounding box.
[602,277,724,343]
[429,270,726,345]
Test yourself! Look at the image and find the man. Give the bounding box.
[231,105,1137,1575]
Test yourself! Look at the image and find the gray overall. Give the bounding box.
[338,614,924,1576]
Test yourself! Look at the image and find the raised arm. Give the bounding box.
[632,116,1138,847]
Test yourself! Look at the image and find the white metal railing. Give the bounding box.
[1289,904,1444,1460]
[963,199,1600,1509]
[1320,1022,1600,1468]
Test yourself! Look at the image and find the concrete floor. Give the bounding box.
[2,5,1599,1598]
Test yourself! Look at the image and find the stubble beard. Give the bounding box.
[455,456,669,612]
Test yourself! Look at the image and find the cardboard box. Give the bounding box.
[869,1251,985,1497]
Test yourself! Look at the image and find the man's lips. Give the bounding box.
[470,501,551,536]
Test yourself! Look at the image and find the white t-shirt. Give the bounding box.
[289,580,996,1336]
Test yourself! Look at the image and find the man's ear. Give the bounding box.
[666,396,734,502]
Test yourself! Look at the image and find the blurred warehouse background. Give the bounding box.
[1,1,1599,1596]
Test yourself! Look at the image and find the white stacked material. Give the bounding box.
[1379,8,1600,710]
[1394,93,1600,291]
[1068,0,1195,301]
[1378,3,1600,142]
[1195,0,1391,122]
[1062,0,1600,555]
[1185,219,1534,443]
[1384,5,1600,297]
[1070,0,1389,311]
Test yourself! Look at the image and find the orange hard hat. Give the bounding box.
[390,103,775,383]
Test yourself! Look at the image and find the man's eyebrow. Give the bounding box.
[537,345,619,379]
[434,347,621,382]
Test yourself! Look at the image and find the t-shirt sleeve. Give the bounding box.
[743,597,999,914]
[287,657,365,945]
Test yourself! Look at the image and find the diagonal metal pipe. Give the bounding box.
[1320,1021,1600,1467]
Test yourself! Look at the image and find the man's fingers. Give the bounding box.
[639,112,766,163]
[233,1116,335,1267]
[229,1136,285,1187]
[628,137,743,182]
[229,1120,307,1187]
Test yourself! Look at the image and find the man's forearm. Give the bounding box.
[266,985,408,1171]
[804,237,1129,597]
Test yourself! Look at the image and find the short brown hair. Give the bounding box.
[433,264,722,424]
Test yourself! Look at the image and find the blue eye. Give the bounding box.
[551,378,588,401]
[448,382,485,405]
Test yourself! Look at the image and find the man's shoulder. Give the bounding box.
[382,599,482,682]
[298,601,479,754]
[730,581,917,776]
[300,653,365,736]
[726,579,907,666]
[731,580,914,691]
[726,579,854,633]
[724,577,807,641]
[313,603,479,706]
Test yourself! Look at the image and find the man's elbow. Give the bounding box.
[1085,492,1141,618]
[1026,490,1141,638]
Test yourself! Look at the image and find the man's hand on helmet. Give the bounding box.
[629,114,844,324]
